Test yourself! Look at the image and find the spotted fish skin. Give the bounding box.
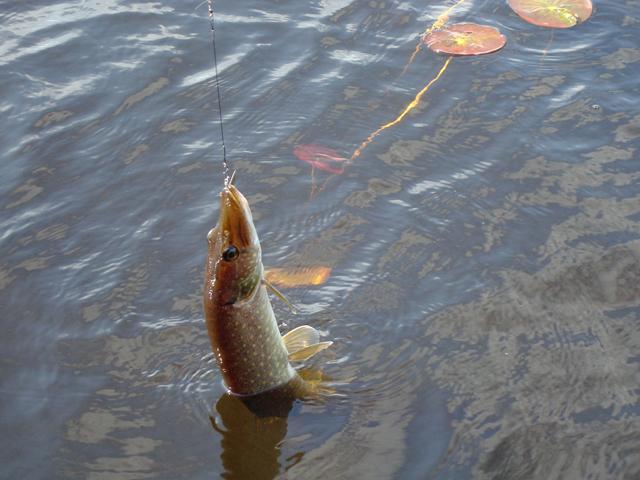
[205,279,295,394]
[203,183,295,395]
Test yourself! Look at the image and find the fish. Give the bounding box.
[203,176,332,396]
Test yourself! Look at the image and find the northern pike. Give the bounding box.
[203,177,332,396]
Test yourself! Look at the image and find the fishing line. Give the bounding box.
[207,0,230,179]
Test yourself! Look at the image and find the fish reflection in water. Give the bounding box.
[211,372,329,479]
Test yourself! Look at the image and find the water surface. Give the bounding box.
[2,0,640,478]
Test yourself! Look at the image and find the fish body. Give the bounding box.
[205,273,295,394]
[203,180,331,396]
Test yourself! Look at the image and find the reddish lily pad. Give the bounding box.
[507,0,592,28]
[423,23,507,56]
[294,144,347,174]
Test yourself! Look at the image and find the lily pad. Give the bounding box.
[423,23,507,56]
[507,0,593,28]
[294,144,347,174]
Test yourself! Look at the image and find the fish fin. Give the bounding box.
[283,325,333,362]
[289,342,333,362]
[263,278,298,314]
[282,325,319,353]
[297,367,338,396]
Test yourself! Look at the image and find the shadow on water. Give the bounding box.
[212,380,299,479]
[210,372,332,479]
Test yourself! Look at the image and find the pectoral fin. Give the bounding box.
[263,278,298,314]
[282,325,333,362]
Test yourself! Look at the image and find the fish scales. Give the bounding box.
[206,284,294,394]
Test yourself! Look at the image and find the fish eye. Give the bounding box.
[222,245,239,262]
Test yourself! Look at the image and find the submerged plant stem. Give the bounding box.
[351,56,453,161]
[401,0,466,76]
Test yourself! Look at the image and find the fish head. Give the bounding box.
[205,182,263,306]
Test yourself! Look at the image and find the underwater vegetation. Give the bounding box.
[294,0,594,176]
[265,266,332,288]
[293,144,348,175]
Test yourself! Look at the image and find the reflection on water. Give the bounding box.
[212,378,300,480]
[2,0,640,478]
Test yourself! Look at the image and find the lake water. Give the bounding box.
[2,0,640,478]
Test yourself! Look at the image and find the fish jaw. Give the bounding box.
[205,184,262,306]
[219,184,260,253]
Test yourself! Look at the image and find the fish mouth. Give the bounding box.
[219,183,259,250]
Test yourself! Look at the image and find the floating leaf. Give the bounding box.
[294,144,347,174]
[423,23,507,56]
[507,0,592,28]
[265,267,332,288]
[402,0,467,75]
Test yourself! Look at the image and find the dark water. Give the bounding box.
[2,0,640,478]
